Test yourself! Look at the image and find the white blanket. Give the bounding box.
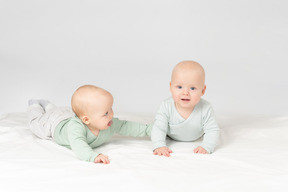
[0,112,288,192]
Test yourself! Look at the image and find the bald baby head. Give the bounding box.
[71,85,113,118]
[171,60,205,86]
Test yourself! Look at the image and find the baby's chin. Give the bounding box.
[177,102,194,109]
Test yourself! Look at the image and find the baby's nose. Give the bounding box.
[110,110,114,118]
[182,89,189,95]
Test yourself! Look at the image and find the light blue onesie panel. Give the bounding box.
[151,97,219,153]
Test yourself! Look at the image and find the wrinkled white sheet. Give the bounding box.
[0,112,288,192]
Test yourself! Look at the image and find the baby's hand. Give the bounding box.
[153,147,173,157]
[193,146,208,154]
[94,154,110,164]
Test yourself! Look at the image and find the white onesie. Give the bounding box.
[151,97,219,153]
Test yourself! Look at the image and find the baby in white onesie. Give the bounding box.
[151,60,220,156]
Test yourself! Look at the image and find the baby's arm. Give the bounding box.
[153,146,173,157]
[114,118,152,137]
[70,137,105,163]
[151,104,171,156]
[200,105,220,153]
[68,124,107,163]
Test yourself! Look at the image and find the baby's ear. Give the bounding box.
[81,116,89,125]
[202,85,207,95]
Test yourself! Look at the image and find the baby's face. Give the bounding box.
[86,93,114,131]
[170,68,205,111]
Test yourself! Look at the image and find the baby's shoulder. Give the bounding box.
[198,99,217,118]
[199,98,211,106]
[198,99,214,111]
[159,97,174,110]
[68,115,83,123]
[66,116,86,130]
[161,97,174,106]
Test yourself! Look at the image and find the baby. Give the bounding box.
[28,85,152,164]
[151,60,219,156]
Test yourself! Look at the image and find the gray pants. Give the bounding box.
[28,104,74,140]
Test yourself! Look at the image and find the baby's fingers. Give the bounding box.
[95,154,110,164]
[163,152,171,157]
[154,148,172,157]
[101,156,110,164]
[194,146,208,154]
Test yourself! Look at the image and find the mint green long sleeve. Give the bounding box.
[53,116,152,162]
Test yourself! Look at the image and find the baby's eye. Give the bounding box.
[177,86,182,89]
[190,87,196,91]
[104,112,108,116]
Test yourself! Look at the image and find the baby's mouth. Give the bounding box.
[107,120,113,126]
[181,99,190,101]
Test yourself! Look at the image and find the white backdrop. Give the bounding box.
[1,0,287,116]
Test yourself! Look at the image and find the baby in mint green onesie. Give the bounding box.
[28,85,152,164]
